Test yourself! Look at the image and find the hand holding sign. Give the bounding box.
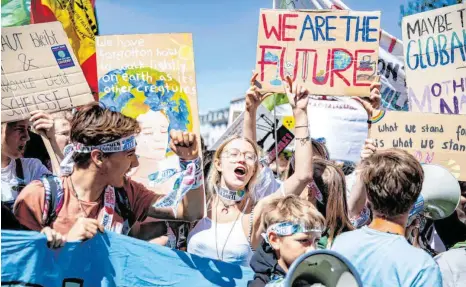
[360,139,377,160]
[67,218,104,242]
[170,130,199,161]
[245,73,273,112]
[41,227,66,249]
[30,110,55,139]
[353,76,381,118]
[284,76,309,112]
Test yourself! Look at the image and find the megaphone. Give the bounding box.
[408,164,461,223]
[284,250,363,287]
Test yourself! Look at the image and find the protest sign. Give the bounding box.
[273,0,409,111]
[370,110,466,180]
[1,230,254,287]
[255,9,380,97]
[1,21,94,123]
[402,3,466,114]
[97,33,201,190]
[210,105,294,163]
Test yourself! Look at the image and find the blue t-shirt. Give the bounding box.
[332,226,442,287]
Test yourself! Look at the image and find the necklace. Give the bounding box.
[215,196,248,261]
[70,177,88,218]
[219,197,236,214]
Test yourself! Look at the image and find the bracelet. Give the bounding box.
[295,125,308,129]
[367,120,372,124]
[295,135,311,145]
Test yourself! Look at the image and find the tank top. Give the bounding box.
[187,199,253,266]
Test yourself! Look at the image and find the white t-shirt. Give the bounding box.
[1,158,50,205]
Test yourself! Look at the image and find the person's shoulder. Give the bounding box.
[21,158,45,168]
[331,229,364,249]
[435,247,466,263]
[21,158,50,179]
[14,179,46,213]
[122,178,158,201]
[123,178,148,193]
[17,180,45,199]
[396,241,440,269]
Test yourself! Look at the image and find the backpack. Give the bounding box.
[40,174,136,230]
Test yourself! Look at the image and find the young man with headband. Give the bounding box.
[248,195,325,287]
[332,149,442,287]
[14,103,204,242]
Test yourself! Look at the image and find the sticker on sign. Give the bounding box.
[1,21,93,123]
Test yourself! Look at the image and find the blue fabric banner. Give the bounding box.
[1,230,254,287]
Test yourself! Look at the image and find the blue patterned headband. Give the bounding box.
[264,222,322,243]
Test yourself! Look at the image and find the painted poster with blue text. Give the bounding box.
[403,3,466,114]
[256,9,380,97]
[96,33,201,195]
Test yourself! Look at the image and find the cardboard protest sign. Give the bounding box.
[210,105,294,163]
[370,110,466,180]
[255,9,380,97]
[96,33,202,197]
[275,0,409,111]
[1,21,93,123]
[402,3,466,114]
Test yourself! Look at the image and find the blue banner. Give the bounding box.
[1,230,254,287]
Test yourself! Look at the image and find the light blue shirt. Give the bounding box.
[332,226,442,287]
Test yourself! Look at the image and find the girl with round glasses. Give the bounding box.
[187,76,315,266]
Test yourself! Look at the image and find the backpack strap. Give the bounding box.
[15,158,24,180]
[15,158,26,193]
[114,187,136,227]
[40,175,65,227]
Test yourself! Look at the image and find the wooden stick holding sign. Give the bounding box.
[29,110,65,175]
[36,130,61,175]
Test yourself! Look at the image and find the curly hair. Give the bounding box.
[359,148,424,218]
[71,102,141,168]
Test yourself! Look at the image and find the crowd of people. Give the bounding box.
[2,74,465,287]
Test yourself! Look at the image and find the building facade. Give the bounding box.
[199,108,230,149]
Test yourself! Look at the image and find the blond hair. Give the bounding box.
[262,195,325,231]
[207,135,260,203]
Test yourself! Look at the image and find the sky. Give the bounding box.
[96,0,407,114]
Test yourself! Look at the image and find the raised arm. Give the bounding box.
[279,76,313,196]
[243,73,273,142]
[250,77,313,247]
[347,139,376,219]
[147,130,205,221]
[348,79,381,222]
